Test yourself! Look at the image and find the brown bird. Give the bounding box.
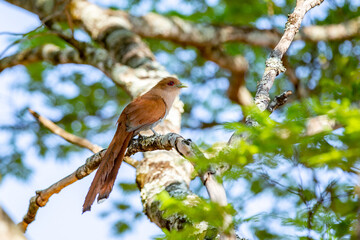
[83,77,186,213]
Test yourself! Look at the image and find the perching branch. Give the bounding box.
[22,109,234,238]
[18,109,138,232]
[28,108,138,167]
[130,135,231,215]
[18,149,106,232]
[3,1,235,236]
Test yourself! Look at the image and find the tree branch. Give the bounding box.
[4,0,355,107]
[299,16,360,42]
[22,108,235,238]
[69,2,360,47]
[2,1,250,238]
[267,90,293,112]
[0,44,82,72]
[6,0,358,49]
[254,0,324,113]
[18,109,139,231]
[0,38,142,98]
[0,207,27,240]
[18,149,106,232]
[28,109,102,153]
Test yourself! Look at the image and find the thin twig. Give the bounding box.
[18,109,139,231]
[28,109,103,153]
[18,149,107,232]
[0,6,66,59]
[28,108,139,167]
[22,109,232,236]
[254,0,325,112]
[267,90,293,112]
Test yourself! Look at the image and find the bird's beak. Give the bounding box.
[176,83,187,88]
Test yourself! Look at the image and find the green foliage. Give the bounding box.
[155,191,235,239]
[0,151,31,182]
[17,26,68,50]
[114,220,131,234]
[188,99,359,239]
[1,62,130,179]
[119,182,139,193]
[1,0,360,239]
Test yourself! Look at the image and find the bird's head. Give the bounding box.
[155,77,187,91]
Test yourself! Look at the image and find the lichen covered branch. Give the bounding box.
[267,90,293,112]
[0,44,81,73]
[254,0,324,112]
[18,150,106,232]
[22,109,233,238]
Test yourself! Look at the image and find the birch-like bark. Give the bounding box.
[254,0,325,112]
[0,207,27,240]
[19,110,201,232]
[3,0,235,238]
[5,0,359,49]
[1,0,340,239]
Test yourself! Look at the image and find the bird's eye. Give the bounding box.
[167,81,175,86]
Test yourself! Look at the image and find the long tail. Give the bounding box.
[82,121,133,213]
[97,132,133,201]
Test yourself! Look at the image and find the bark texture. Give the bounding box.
[254,0,324,112]
[0,0,344,239]
[3,0,234,238]
[0,207,27,240]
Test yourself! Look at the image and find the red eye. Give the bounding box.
[168,81,175,86]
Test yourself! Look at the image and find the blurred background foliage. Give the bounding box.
[0,0,359,239]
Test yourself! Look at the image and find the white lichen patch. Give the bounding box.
[265,57,286,73]
[140,178,167,208]
[194,221,208,235]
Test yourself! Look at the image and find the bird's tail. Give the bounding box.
[82,122,133,213]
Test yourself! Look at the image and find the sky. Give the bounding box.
[0,2,163,240]
[0,2,236,240]
[0,0,355,240]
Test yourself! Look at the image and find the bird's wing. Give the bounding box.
[122,94,167,132]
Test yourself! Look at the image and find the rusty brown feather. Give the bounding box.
[82,77,186,213]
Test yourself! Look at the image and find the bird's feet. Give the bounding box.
[137,134,144,140]
[151,128,160,137]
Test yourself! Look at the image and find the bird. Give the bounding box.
[82,77,187,213]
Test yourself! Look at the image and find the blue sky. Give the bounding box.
[1,0,356,239]
[0,2,237,238]
[0,2,163,240]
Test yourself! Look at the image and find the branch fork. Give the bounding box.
[20,109,232,238]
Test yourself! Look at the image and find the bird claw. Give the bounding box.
[151,128,159,137]
[137,134,144,140]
